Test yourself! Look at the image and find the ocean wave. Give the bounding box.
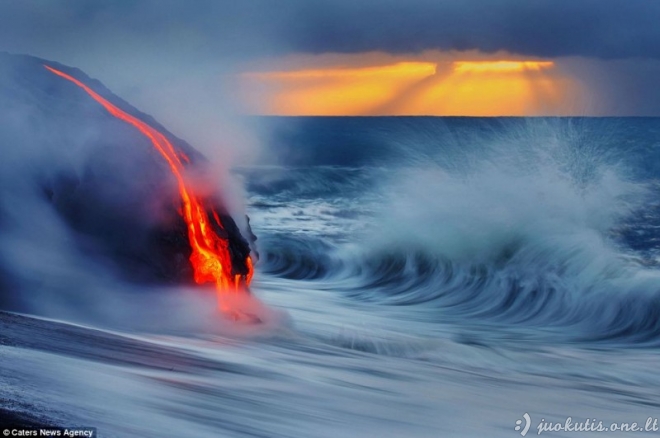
[258,234,346,280]
[254,142,660,344]
[259,232,660,345]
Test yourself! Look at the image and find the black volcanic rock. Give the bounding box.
[0,52,253,302]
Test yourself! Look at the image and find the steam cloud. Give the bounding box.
[0,53,260,329]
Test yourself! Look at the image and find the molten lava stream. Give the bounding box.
[44,65,253,316]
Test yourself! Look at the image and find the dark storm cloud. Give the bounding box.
[283,0,660,59]
[1,0,658,116]
[1,0,659,60]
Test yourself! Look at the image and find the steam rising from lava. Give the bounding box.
[44,65,254,315]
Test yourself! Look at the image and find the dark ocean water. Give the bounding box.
[4,116,660,437]
[246,117,660,344]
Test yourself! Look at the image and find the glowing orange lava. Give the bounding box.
[44,65,253,312]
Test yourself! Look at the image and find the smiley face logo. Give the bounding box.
[515,413,531,436]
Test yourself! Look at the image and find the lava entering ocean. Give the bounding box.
[44,65,254,316]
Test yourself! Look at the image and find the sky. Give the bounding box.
[1,0,660,127]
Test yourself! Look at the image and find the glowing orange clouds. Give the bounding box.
[240,62,438,116]
[244,62,437,80]
[237,56,579,116]
[453,60,554,73]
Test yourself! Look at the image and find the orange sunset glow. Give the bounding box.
[452,60,554,73]
[238,58,579,116]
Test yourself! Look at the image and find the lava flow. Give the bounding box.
[44,65,253,313]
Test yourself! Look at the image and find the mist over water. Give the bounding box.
[2,0,660,433]
[249,118,660,346]
[4,93,660,435]
[227,117,660,435]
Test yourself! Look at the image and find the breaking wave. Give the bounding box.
[254,118,660,345]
